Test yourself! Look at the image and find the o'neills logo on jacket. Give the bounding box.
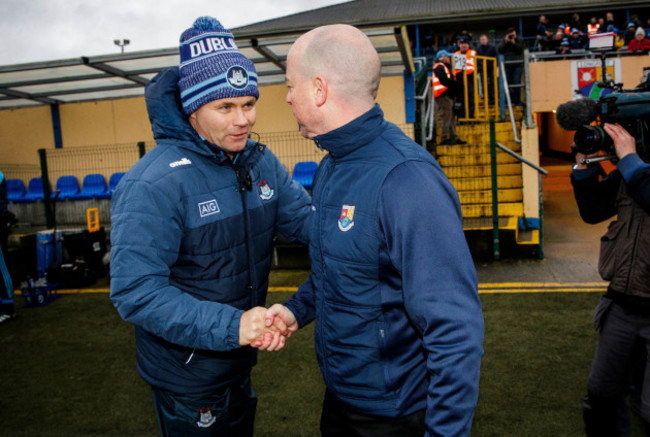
[169,158,192,168]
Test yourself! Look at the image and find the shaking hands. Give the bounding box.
[238,304,298,352]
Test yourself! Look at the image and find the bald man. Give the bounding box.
[263,24,484,436]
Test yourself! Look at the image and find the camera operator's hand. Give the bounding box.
[603,123,636,160]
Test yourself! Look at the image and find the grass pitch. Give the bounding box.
[0,288,645,436]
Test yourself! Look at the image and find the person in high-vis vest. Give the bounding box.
[432,50,466,146]
[587,17,600,36]
[454,35,476,118]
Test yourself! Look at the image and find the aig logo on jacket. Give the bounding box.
[338,205,355,232]
[198,199,220,218]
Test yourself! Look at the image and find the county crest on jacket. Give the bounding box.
[338,204,355,232]
[258,180,274,200]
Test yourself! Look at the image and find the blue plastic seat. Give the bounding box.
[96,172,125,199]
[292,161,318,190]
[21,177,49,202]
[69,174,108,200]
[53,175,80,200]
[6,178,26,202]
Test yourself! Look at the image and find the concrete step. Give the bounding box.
[438,152,521,167]
[458,188,523,204]
[462,202,523,218]
[452,175,522,191]
[442,163,522,178]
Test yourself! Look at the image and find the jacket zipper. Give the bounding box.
[235,165,255,307]
[316,158,332,385]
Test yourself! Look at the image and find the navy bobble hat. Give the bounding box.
[178,16,259,115]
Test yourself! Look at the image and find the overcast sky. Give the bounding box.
[0,0,349,66]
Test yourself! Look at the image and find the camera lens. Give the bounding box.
[574,125,612,155]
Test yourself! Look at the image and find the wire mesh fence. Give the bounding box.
[1,163,41,184]
[44,142,152,186]
[4,124,415,227]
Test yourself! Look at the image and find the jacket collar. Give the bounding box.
[314,104,385,159]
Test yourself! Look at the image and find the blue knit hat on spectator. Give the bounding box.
[178,16,259,115]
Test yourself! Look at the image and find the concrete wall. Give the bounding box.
[60,98,152,147]
[0,105,54,165]
[529,55,650,113]
[0,75,406,170]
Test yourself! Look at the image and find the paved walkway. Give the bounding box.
[475,163,610,289]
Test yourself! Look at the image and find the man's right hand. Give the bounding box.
[265,304,298,337]
[239,306,277,346]
[248,304,299,351]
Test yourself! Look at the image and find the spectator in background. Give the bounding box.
[540,28,560,51]
[645,18,650,37]
[624,22,638,45]
[556,38,572,58]
[454,35,476,118]
[569,28,587,50]
[604,12,616,32]
[551,28,567,49]
[627,27,650,54]
[0,170,16,324]
[432,50,465,145]
[587,17,600,36]
[497,27,525,106]
[597,17,606,33]
[570,13,583,33]
[536,15,549,47]
[453,29,473,46]
[476,34,497,104]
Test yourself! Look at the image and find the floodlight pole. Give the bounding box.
[114,38,130,54]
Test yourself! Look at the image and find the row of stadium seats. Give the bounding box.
[8,160,316,204]
[7,172,125,203]
[291,161,317,190]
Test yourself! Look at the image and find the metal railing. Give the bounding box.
[490,119,548,260]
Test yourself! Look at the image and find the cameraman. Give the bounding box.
[572,123,650,435]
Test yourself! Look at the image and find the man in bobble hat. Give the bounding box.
[110,16,312,436]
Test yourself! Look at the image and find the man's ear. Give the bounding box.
[313,76,327,107]
[188,112,197,130]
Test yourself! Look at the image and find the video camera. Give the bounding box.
[555,34,650,163]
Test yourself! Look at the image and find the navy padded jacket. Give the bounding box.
[110,67,312,393]
[286,105,484,436]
